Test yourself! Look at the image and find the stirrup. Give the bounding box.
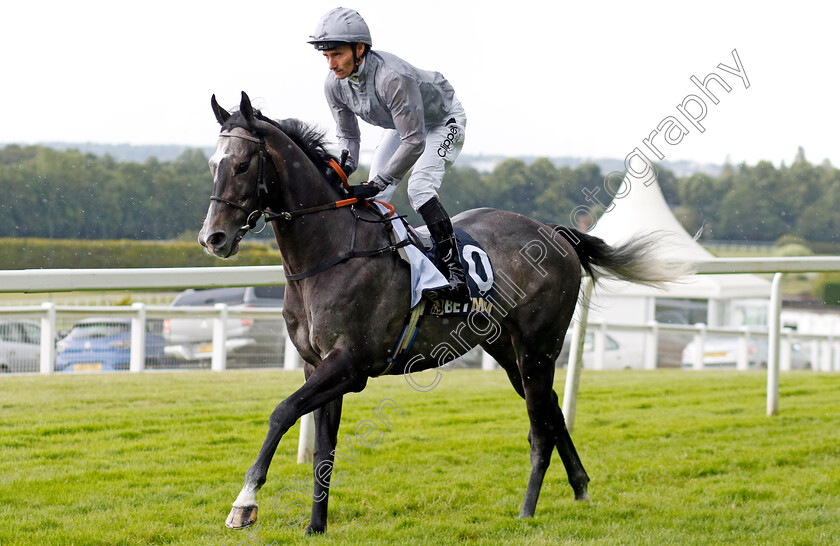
[439,271,471,304]
[447,286,472,304]
[432,286,471,304]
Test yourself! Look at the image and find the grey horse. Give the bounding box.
[199,92,682,535]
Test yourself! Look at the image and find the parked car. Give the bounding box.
[54,318,165,372]
[163,286,285,367]
[557,332,644,370]
[0,319,42,373]
[654,307,702,368]
[681,336,812,370]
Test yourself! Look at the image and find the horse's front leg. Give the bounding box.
[225,351,367,529]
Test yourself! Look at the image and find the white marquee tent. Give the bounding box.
[587,176,771,301]
[582,174,771,338]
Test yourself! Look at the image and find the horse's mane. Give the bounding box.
[221,109,344,191]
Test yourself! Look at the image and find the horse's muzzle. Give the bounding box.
[198,228,243,258]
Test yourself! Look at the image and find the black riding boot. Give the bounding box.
[418,197,471,303]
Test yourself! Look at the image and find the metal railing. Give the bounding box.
[4,258,840,423]
[559,256,840,429]
[564,319,839,372]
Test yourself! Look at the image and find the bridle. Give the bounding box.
[209,132,275,233]
[209,130,409,280]
[210,131,376,233]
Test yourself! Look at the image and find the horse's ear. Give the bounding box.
[211,94,230,126]
[240,91,256,127]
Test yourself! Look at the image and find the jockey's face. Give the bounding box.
[322,43,366,79]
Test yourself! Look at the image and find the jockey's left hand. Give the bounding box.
[349,181,382,199]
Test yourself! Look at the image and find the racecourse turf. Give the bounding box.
[1,369,838,545]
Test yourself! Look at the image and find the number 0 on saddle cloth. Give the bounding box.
[424,227,495,316]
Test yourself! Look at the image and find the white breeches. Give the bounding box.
[371,99,466,212]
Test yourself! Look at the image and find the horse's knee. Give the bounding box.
[268,399,300,430]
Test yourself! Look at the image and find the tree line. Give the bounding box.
[0,145,209,241]
[1,143,838,245]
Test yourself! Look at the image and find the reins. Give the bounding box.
[284,204,409,281]
[212,130,410,281]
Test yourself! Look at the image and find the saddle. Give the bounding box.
[405,224,433,253]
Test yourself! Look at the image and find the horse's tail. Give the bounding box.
[548,224,691,289]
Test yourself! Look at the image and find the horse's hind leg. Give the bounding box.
[517,352,561,518]
[483,337,589,512]
[549,390,590,501]
[482,338,553,516]
[480,338,525,399]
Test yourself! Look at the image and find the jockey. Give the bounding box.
[308,7,470,303]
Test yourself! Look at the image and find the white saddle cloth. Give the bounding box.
[375,203,449,308]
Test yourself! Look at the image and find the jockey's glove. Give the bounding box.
[349,181,381,200]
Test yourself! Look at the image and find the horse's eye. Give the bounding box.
[235,162,249,175]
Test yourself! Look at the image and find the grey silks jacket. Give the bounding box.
[324,50,458,187]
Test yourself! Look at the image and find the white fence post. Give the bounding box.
[779,329,792,372]
[834,339,840,372]
[592,322,606,371]
[297,413,315,464]
[562,278,592,434]
[280,323,314,463]
[211,303,228,372]
[810,340,821,372]
[129,302,146,373]
[822,340,834,372]
[644,320,658,370]
[767,272,783,416]
[692,324,707,370]
[40,302,56,375]
[736,327,751,371]
[284,323,315,464]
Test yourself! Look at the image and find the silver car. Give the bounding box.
[163,286,285,367]
[557,332,645,370]
[681,335,812,370]
[0,319,42,373]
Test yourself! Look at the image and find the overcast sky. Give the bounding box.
[4,1,838,168]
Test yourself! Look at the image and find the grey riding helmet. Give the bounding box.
[308,7,372,51]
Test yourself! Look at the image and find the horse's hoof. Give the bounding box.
[574,485,591,502]
[305,524,326,535]
[226,505,258,529]
[517,505,535,519]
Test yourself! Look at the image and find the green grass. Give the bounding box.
[1,370,839,545]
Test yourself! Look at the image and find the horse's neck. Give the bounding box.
[265,134,366,277]
[267,134,338,214]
